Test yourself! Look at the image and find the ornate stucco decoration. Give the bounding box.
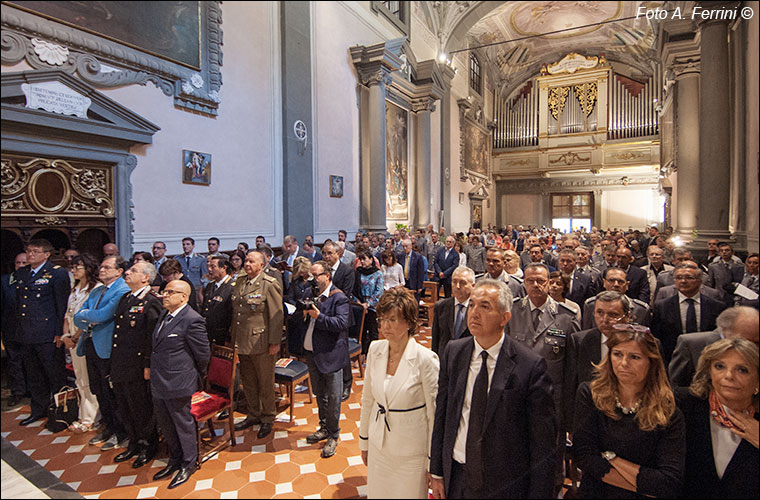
[574,82,598,117]
[1,2,224,116]
[547,53,600,75]
[549,152,590,166]
[548,86,569,120]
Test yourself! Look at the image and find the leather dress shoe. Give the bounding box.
[153,463,181,481]
[257,422,273,439]
[132,447,157,469]
[6,395,22,408]
[89,430,112,445]
[19,414,45,426]
[306,428,329,444]
[321,437,338,458]
[234,417,260,431]
[341,387,351,401]
[216,409,229,420]
[168,465,196,489]
[113,448,138,463]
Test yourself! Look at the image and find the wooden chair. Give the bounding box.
[190,344,237,467]
[348,304,367,378]
[275,358,313,422]
[563,434,580,498]
[422,281,438,302]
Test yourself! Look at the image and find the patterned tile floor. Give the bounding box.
[1,326,435,499]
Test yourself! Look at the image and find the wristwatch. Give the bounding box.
[603,450,616,461]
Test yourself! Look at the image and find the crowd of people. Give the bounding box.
[1,222,758,498]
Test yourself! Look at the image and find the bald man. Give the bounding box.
[103,243,119,258]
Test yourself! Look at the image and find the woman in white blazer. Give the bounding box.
[359,287,439,499]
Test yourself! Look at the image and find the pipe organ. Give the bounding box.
[493,53,659,150]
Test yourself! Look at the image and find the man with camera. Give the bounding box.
[302,260,350,458]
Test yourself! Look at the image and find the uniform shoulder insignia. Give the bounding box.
[557,301,576,313]
[512,296,522,303]
[632,298,649,309]
[53,265,61,269]
[262,274,276,283]
[584,296,597,306]
[511,275,524,283]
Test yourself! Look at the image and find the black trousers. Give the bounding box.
[449,460,487,499]
[22,341,65,417]
[153,395,196,467]
[84,339,125,439]
[5,339,28,397]
[113,379,158,451]
[440,277,452,298]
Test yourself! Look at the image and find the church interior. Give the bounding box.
[1,1,758,498]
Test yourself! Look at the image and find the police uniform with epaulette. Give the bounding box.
[230,272,284,427]
[582,296,650,330]
[15,261,70,421]
[201,275,234,346]
[505,296,580,434]
[111,286,163,464]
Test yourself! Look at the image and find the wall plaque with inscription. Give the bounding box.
[21,81,92,118]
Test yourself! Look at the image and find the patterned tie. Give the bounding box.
[685,298,698,333]
[465,351,489,492]
[453,303,465,339]
[404,254,410,279]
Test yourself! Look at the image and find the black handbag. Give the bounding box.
[46,386,79,433]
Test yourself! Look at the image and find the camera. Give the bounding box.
[295,277,321,311]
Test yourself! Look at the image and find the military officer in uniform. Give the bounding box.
[15,239,70,426]
[504,262,580,495]
[582,267,650,329]
[201,255,234,346]
[231,250,283,439]
[110,261,163,468]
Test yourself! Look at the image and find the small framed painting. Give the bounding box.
[182,149,211,185]
[329,175,343,198]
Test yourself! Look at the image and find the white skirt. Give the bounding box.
[367,441,428,499]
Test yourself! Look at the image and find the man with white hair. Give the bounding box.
[336,240,356,267]
[431,267,474,355]
[668,306,759,387]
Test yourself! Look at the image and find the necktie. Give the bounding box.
[159,313,174,333]
[186,256,191,270]
[453,303,465,339]
[404,254,410,279]
[685,298,697,333]
[532,308,541,330]
[465,350,489,491]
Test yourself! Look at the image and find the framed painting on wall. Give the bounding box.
[385,100,408,221]
[329,175,343,198]
[182,150,211,185]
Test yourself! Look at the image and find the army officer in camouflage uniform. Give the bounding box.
[231,250,283,439]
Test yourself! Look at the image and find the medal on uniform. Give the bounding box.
[130,320,136,327]
[553,345,560,354]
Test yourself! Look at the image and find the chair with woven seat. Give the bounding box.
[275,358,313,422]
[190,344,237,467]
[348,303,367,378]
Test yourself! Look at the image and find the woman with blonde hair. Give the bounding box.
[676,338,758,499]
[284,256,314,356]
[503,249,522,278]
[573,324,685,498]
[359,287,439,498]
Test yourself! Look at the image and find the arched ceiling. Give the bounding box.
[456,1,665,98]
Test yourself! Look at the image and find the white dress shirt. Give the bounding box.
[677,291,701,332]
[304,283,332,352]
[709,407,742,479]
[452,334,505,464]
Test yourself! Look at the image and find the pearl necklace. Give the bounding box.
[615,396,642,415]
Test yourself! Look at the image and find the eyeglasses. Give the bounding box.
[152,246,165,250]
[674,275,699,281]
[162,289,186,296]
[99,265,116,270]
[524,278,548,285]
[604,278,627,285]
[595,311,625,322]
[74,265,85,270]
[26,249,47,255]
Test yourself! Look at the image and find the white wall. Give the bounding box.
[601,188,663,230]
[502,194,543,227]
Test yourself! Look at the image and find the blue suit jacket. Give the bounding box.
[311,287,350,374]
[430,335,557,498]
[434,247,460,279]
[15,261,70,343]
[74,278,130,358]
[150,305,210,399]
[397,250,426,292]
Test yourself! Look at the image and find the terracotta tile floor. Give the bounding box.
[2,325,435,499]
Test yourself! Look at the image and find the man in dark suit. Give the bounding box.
[654,260,723,303]
[651,263,726,366]
[523,244,557,272]
[582,268,650,329]
[707,242,746,306]
[574,246,603,295]
[573,291,631,387]
[397,238,426,300]
[429,280,557,499]
[431,267,473,355]
[668,306,758,387]
[735,253,759,308]
[479,247,525,300]
[15,240,70,427]
[110,261,163,468]
[321,241,355,401]
[557,249,595,306]
[149,280,210,489]
[434,236,460,298]
[616,247,650,304]
[201,255,234,346]
[2,252,28,409]
[302,260,350,458]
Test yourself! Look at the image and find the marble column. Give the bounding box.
[671,59,701,243]
[413,97,435,229]
[695,19,732,243]
[439,65,456,232]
